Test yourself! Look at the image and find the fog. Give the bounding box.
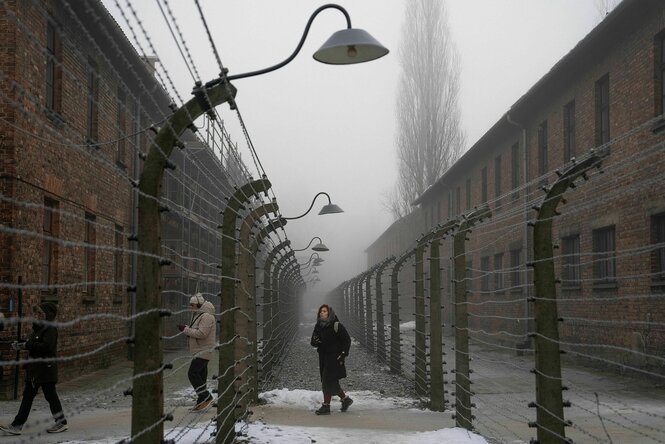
[103,0,603,309]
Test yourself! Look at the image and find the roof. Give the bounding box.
[412,0,646,206]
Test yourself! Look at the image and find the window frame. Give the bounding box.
[84,213,97,299]
[86,57,99,144]
[563,100,576,163]
[561,234,581,289]
[494,155,502,210]
[595,74,610,146]
[652,212,665,282]
[42,198,59,298]
[592,225,616,286]
[538,120,548,181]
[511,142,520,200]
[493,253,504,291]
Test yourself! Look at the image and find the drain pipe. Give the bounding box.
[506,112,531,347]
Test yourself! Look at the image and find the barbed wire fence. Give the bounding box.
[0,0,304,443]
[333,114,665,443]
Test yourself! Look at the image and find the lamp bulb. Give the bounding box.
[347,45,358,58]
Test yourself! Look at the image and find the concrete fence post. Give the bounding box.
[530,148,608,444]
[132,79,236,444]
[217,179,270,443]
[453,206,491,432]
[375,257,395,363]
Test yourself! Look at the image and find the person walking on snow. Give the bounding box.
[1,302,68,435]
[178,293,216,412]
[310,304,353,415]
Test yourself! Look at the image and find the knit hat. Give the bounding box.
[189,293,205,306]
[39,302,58,321]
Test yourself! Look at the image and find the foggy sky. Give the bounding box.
[102,0,603,306]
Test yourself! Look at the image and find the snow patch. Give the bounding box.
[400,321,416,331]
[259,388,419,411]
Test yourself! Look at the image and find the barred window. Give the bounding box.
[494,253,504,291]
[561,235,581,287]
[84,213,96,297]
[595,74,610,146]
[593,225,616,283]
[563,101,576,162]
[114,225,124,302]
[652,213,665,280]
[495,155,502,210]
[42,198,58,295]
[480,256,490,291]
[510,249,522,291]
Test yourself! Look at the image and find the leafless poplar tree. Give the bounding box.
[386,0,465,219]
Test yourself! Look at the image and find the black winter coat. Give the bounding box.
[311,311,351,391]
[25,323,58,384]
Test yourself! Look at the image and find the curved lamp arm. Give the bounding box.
[284,191,342,220]
[226,4,351,82]
[299,252,321,267]
[293,236,328,251]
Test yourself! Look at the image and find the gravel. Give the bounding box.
[266,322,417,399]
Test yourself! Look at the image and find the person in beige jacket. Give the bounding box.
[178,293,216,412]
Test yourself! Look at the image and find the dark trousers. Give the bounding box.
[13,381,66,427]
[188,357,210,403]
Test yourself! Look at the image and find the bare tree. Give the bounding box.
[386,0,464,220]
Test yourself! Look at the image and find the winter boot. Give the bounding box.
[315,404,331,415]
[341,396,354,412]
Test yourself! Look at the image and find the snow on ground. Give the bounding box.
[400,320,416,331]
[62,389,487,444]
[259,388,419,411]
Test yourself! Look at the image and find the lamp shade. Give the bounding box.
[312,242,329,252]
[318,203,344,215]
[313,28,389,65]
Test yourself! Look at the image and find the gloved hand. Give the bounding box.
[337,352,346,365]
[178,324,186,332]
[311,335,322,346]
[10,341,26,351]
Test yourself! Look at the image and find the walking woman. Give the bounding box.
[310,304,353,415]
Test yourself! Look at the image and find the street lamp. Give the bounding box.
[294,236,329,252]
[284,191,343,220]
[217,4,389,84]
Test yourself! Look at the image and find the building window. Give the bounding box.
[494,155,502,210]
[86,57,99,143]
[595,74,610,146]
[465,178,471,210]
[561,235,581,288]
[480,256,490,292]
[481,167,488,203]
[84,213,96,298]
[455,186,461,215]
[511,142,520,200]
[656,33,665,116]
[510,249,522,291]
[538,120,548,182]
[116,87,127,168]
[465,259,473,291]
[42,198,58,296]
[114,225,124,303]
[46,21,62,114]
[447,190,453,218]
[652,212,665,281]
[494,253,504,291]
[563,101,576,163]
[593,225,616,284]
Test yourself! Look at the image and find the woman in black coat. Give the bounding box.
[0,302,68,435]
[310,304,353,415]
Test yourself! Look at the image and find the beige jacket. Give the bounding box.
[183,301,216,361]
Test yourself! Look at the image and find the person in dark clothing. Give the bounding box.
[0,302,67,435]
[310,304,353,415]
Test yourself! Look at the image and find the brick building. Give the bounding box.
[366,0,665,372]
[0,0,232,397]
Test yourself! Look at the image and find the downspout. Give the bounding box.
[506,112,530,345]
